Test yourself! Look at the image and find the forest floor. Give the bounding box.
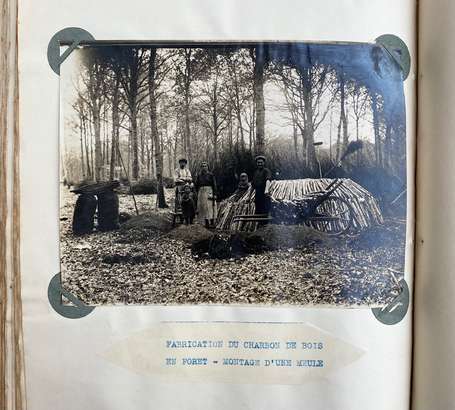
[60,186,406,306]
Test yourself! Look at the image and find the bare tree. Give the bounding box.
[108,60,122,180]
[196,57,231,163]
[118,47,149,180]
[78,49,110,181]
[273,63,335,170]
[224,50,253,151]
[172,49,211,163]
[149,48,172,208]
[338,71,349,152]
[71,95,88,180]
[349,83,369,165]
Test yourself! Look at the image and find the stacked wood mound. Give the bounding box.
[216,178,383,232]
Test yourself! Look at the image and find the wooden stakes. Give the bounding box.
[216,178,384,233]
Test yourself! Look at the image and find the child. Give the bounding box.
[180,184,196,225]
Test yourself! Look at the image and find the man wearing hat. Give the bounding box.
[252,155,272,222]
[174,158,193,212]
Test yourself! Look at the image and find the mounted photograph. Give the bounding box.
[59,41,407,306]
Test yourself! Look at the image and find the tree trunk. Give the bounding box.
[93,105,102,182]
[184,49,193,163]
[371,92,381,166]
[356,117,360,166]
[213,109,219,163]
[212,85,220,163]
[150,126,156,178]
[167,142,173,178]
[185,98,192,162]
[127,51,141,180]
[205,129,210,162]
[83,115,91,178]
[127,129,131,177]
[131,109,139,180]
[329,111,333,163]
[248,111,253,151]
[105,130,109,173]
[85,66,103,182]
[102,105,107,167]
[252,47,265,155]
[140,119,145,176]
[339,73,349,151]
[149,48,167,208]
[300,67,316,170]
[336,114,342,162]
[228,106,233,154]
[79,116,85,179]
[232,67,246,150]
[298,125,307,165]
[293,123,299,163]
[173,131,178,171]
[146,141,151,178]
[110,75,120,180]
[88,111,95,179]
[384,122,392,169]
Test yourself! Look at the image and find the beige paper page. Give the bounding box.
[414,0,455,408]
[18,1,416,409]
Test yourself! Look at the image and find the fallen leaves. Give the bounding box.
[59,186,405,307]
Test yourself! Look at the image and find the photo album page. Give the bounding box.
[12,0,417,409]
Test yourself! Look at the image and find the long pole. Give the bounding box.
[116,142,139,216]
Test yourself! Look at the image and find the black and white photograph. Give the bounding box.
[59,41,407,306]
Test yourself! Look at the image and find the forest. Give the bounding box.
[62,42,406,209]
[60,42,407,306]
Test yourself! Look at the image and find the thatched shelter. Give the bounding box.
[216,178,383,233]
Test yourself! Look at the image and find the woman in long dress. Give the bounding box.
[195,162,217,228]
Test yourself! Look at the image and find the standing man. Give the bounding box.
[174,158,193,213]
[251,155,272,221]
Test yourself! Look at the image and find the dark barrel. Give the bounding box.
[97,191,119,231]
[72,194,97,235]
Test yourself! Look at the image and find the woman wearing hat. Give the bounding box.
[194,161,218,228]
[252,155,272,223]
[174,158,193,212]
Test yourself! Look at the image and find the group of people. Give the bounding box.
[174,155,272,227]
[174,158,218,227]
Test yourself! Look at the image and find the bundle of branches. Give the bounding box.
[216,178,383,232]
[71,180,120,195]
[324,140,365,177]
